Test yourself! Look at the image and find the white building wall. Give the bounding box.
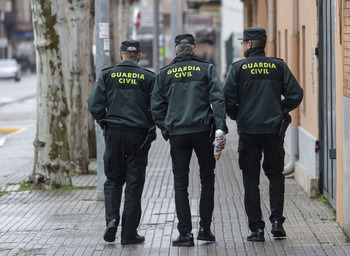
[285,126,319,197]
[220,0,243,79]
[285,125,318,179]
[343,97,350,234]
[297,126,318,179]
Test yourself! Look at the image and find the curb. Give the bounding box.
[0,94,36,107]
[0,127,28,147]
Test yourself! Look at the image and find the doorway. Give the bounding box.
[318,0,337,208]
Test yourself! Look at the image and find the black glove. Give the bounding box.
[139,125,157,152]
[99,122,108,138]
[161,129,169,141]
[278,113,291,136]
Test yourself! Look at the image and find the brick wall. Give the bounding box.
[344,0,350,97]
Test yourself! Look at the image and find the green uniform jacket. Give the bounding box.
[88,60,155,129]
[151,53,228,140]
[222,48,303,134]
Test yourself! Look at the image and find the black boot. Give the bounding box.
[103,219,118,242]
[197,227,216,241]
[247,228,265,242]
[271,221,286,238]
[172,233,194,246]
[121,234,145,245]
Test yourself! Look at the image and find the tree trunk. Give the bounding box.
[109,0,120,64]
[109,0,133,64]
[68,0,90,174]
[31,0,72,188]
[118,0,132,42]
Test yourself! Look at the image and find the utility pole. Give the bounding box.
[94,0,109,201]
[170,0,178,59]
[153,0,159,71]
[181,0,185,33]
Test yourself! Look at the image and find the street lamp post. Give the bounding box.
[153,0,159,72]
[170,0,178,59]
[94,0,109,201]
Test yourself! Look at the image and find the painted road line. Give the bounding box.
[0,128,27,147]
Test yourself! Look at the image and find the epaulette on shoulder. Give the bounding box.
[101,66,114,72]
[270,57,284,62]
[196,59,211,64]
[159,64,171,71]
[232,59,245,65]
[141,67,155,74]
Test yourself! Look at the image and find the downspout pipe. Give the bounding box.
[267,0,276,56]
[283,0,300,175]
[283,126,298,175]
[283,34,299,175]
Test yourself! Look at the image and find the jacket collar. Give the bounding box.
[170,53,203,64]
[244,47,266,58]
[117,60,139,67]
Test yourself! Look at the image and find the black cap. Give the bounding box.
[238,27,267,41]
[120,39,141,52]
[175,34,196,46]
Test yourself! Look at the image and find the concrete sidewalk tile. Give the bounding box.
[333,246,350,256]
[288,247,306,255]
[2,120,350,255]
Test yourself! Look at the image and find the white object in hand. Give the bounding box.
[214,129,223,160]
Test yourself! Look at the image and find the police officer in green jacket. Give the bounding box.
[88,39,155,245]
[223,27,303,242]
[151,34,228,246]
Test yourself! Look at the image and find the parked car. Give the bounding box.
[0,59,21,82]
[15,41,36,73]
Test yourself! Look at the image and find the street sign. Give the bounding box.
[133,8,141,31]
[136,11,141,30]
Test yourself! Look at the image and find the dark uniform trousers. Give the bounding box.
[169,131,216,235]
[238,133,286,232]
[103,127,150,239]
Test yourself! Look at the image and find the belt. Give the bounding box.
[108,126,148,136]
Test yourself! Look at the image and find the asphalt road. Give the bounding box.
[0,73,36,121]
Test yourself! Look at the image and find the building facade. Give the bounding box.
[240,0,350,234]
[0,0,34,71]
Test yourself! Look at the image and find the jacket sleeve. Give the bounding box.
[282,63,304,112]
[87,73,107,125]
[222,65,239,120]
[207,64,228,133]
[151,73,169,140]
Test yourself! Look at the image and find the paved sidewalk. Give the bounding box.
[0,118,350,256]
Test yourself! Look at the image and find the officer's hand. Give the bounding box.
[213,134,226,150]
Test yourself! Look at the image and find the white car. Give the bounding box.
[0,59,21,82]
